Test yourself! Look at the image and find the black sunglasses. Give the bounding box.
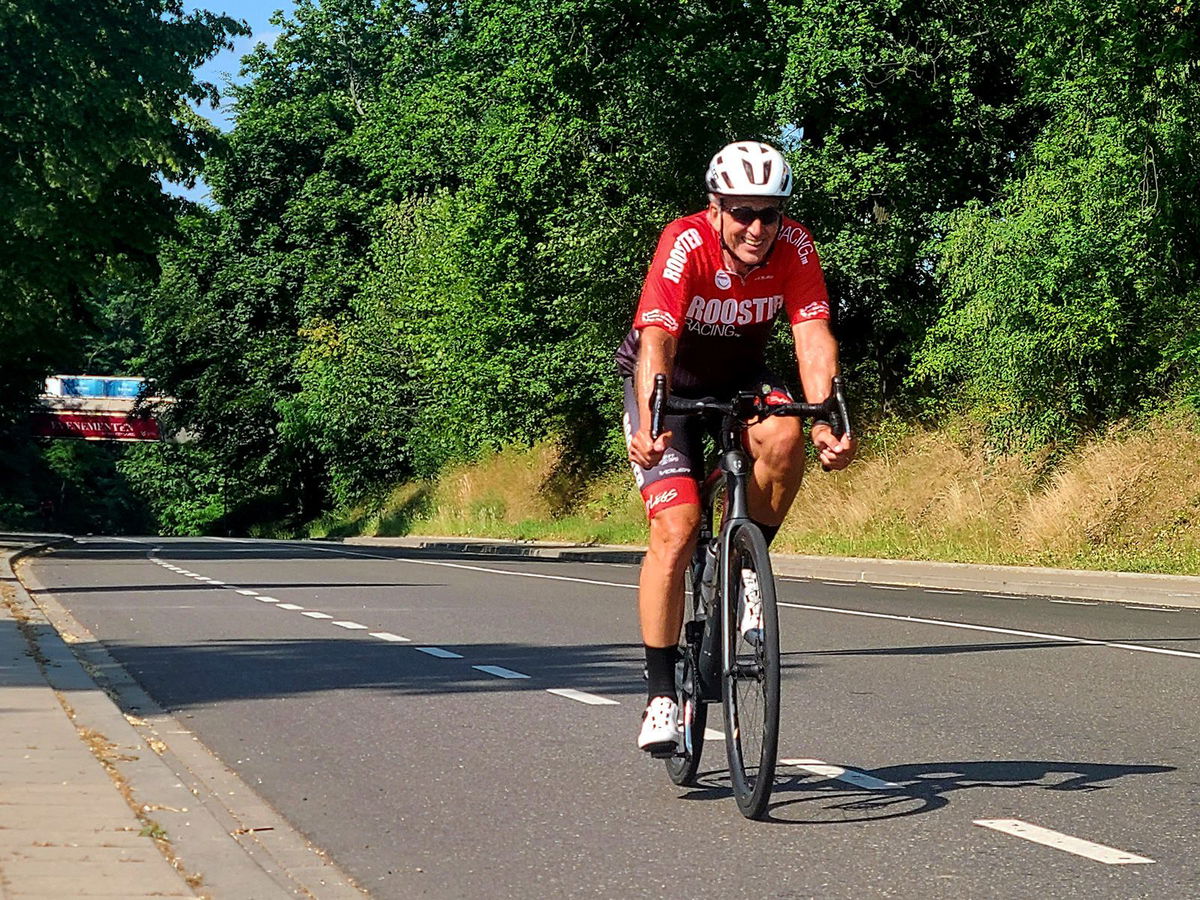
[722,204,783,227]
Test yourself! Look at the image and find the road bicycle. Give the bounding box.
[648,373,852,819]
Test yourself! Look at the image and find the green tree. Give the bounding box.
[913,0,1200,443]
[768,0,1033,408]
[0,0,247,422]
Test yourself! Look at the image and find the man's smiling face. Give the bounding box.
[707,195,784,272]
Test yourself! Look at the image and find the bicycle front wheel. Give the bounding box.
[720,522,780,819]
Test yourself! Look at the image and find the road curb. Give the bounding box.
[5,539,366,899]
[337,535,1200,609]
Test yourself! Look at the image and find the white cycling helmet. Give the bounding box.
[705,141,793,198]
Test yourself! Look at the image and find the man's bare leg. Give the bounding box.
[638,503,701,647]
[745,415,807,528]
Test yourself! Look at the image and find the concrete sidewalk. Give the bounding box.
[0,539,364,899]
[0,540,196,898]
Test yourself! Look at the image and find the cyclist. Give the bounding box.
[614,140,857,753]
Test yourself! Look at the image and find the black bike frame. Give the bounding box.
[649,374,852,700]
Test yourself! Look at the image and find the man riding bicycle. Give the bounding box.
[614,140,857,753]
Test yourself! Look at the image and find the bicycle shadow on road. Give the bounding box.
[678,758,1174,825]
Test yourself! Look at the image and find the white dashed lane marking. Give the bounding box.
[546,688,619,706]
[415,647,464,659]
[144,548,640,714]
[974,819,1154,865]
[780,758,902,790]
[473,665,530,679]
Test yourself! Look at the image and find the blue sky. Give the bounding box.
[170,1,291,203]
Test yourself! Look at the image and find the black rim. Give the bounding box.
[722,523,780,818]
[667,556,707,785]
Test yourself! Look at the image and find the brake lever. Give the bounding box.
[650,374,667,440]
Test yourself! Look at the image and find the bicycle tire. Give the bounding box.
[720,522,780,819]
[666,558,708,786]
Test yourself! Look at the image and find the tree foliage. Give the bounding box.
[913,0,1200,443]
[4,0,1199,532]
[0,0,246,422]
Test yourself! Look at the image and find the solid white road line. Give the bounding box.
[777,601,1200,661]
[780,758,902,790]
[333,621,368,629]
[302,612,333,619]
[307,544,637,590]
[973,819,1154,865]
[472,665,530,679]
[292,544,1200,662]
[415,647,463,659]
[277,603,304,611]
[370,632,410,642]
[546,688,620,705]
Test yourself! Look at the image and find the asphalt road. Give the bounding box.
[26,537,1200,899]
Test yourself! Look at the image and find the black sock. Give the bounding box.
[753,519,780,547]
[644,645,679,702]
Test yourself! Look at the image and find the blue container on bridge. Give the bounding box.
[60,377,107,397]
[105,379,143,398]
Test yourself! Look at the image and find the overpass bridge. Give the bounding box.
[32,375,173,441]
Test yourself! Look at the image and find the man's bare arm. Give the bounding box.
[791,318,839,403]
[791,318,856,470]
[629,326,677,468]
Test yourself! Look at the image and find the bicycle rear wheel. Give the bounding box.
[666,558,708,786]
[720,522,780,819]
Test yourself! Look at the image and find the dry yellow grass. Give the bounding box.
[315,412,1200,574]
[1017,415,1200,569]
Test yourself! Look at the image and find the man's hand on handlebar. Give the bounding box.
[811,422,856,471]
[629,426,673,470]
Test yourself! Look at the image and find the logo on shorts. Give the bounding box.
[646,488,679,511]
[715,269,732,290]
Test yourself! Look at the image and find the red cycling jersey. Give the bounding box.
[614,210,831,395]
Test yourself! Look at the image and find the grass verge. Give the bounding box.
[311,411,1200,576]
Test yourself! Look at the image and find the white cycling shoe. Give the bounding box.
[740,568,763,644]
[638,696,682,752]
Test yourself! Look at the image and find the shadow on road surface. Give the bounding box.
[756,758,1174,824]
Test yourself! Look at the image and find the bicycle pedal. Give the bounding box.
[648,745,679,759]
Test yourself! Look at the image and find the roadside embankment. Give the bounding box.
[311,412,1200,577]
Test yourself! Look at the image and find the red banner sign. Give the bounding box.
[31,412,161,442]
